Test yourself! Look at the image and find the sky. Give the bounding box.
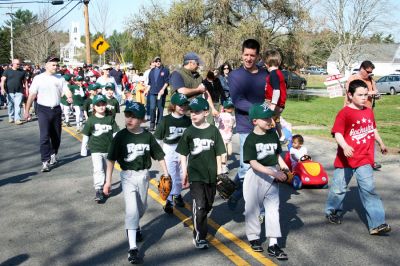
[0,0,399,41]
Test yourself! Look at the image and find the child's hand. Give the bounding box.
[103,182,111,196]
[182,173,189,189]
[275,171,287,182]
[380,144,388,155]
[343,144,354,157]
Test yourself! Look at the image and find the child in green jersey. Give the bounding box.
[154,93,192,214]
[104,102,169,264]
[83,83,99,120]
[104,82,120,118]
[242,102,288,260]
[71,75,86,131]
[81,94,119,203]
[176,97,226,249]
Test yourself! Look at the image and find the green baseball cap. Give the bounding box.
[63,74,72,81]
[75,75,84,81]
[104,82,115,90]
[171,93,189,106]
[188,97,209,111]
[248,103,274,120]
[92,94,107,105]
[124,102,146,119]
[223,99,234,108]
[88,83,99,91]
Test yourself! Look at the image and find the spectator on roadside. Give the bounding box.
[219,63,232,98]
[1,58,27,125]
[202,70,225,124]
[227,39,268,210]
[97,64,118,95]
[109,64,124,104]
[148,56,170,131]
[143,61,156,120]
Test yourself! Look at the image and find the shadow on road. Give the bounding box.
[0,253,30,266]
[0,171,37,187]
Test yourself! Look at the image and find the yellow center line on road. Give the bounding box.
[62,127,250,266]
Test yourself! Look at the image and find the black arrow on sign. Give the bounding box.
[96,41,104,50]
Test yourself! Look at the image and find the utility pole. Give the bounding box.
[83,0,91,64]
[6,12,14,61]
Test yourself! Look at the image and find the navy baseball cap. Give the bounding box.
[124,102,146,119]
[183,52,204,65]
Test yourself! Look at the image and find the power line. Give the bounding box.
[14,0,81,40]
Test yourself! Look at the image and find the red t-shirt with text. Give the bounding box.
[332,106,376,168]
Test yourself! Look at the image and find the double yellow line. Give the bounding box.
[63,126,277,266]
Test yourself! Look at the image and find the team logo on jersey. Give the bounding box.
[92,124,112,136]
[191,138,214,155]
[255,143,277,160]
[349,118,375,145]
[165,126,186,140]
[125,143,150,162]
[106,104,115,110]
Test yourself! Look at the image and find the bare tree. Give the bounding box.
[321,0,388,73]
[90,0,110,36]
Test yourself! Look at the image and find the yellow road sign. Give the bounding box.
[91,36,110,55]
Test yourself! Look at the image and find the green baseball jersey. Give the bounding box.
[81,115,119,153]
[107,128,165,171]
[70,85,86,106]
[60,95,69,106]
[176,125,226,184]
[243,130,282,167]
[154,114,192,144]
[83,97,93,117]
[106,97,120,117]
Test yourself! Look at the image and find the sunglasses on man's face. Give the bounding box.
[155,60,161,63]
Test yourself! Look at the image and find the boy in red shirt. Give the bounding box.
[264,49,287,142]
[325,79,390,235]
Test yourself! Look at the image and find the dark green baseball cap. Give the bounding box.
[223,99,234,108]
[171,93,189,106]
[75,75,84,81]
[92,94,107,105]
[63,74,72,81]
[104,82,115,90]
[188,97,209,111]
[88,83,99,91]
[124,102,146,119]
[249,103,274,120]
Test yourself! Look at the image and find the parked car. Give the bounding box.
[376,74,400,95]
[282,70,307,90]
[304,66,327,75]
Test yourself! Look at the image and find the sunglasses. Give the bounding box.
[364,69,373,74]
[224,67,229,70]
[155,60,161,63]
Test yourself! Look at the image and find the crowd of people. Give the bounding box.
[0,39,391,264]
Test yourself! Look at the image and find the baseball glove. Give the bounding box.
[158,174,172,201]
[216,173,236,200]
[282,168,294,184]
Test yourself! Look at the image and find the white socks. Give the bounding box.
[127,229,137,250]
[269,237,278,247]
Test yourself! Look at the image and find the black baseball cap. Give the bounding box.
[45,56,60,63]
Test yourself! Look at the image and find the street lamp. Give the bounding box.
[6,12,14,61]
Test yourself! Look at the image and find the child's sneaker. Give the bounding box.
[267,244,288,260]
[173,195,185,207]
[249,239,263,252]
[370,223,391,235]
[128,248,139,264]
[163,200,173,214]
[95,189,105,203]
[326,212,342,224]
[193,239,209,249]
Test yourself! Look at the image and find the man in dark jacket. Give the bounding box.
[148,56,170,131]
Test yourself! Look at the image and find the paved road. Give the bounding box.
[1,108,399,266]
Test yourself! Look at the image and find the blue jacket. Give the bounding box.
[148,66,170,95]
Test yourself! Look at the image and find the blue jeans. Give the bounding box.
[149,94,165,127]
[7,92,23,121]
[325,165,386,229]
[231,133,250,200]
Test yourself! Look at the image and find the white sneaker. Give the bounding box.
[41,161,50,172]
[49,154,58,166]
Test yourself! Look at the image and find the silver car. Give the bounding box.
[376,74,400,95]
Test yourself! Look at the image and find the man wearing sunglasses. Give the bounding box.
[344,60,378,108]
[1,58,27,125]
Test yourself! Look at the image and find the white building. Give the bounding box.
[60,22,85,65]
[327,43,400,76]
